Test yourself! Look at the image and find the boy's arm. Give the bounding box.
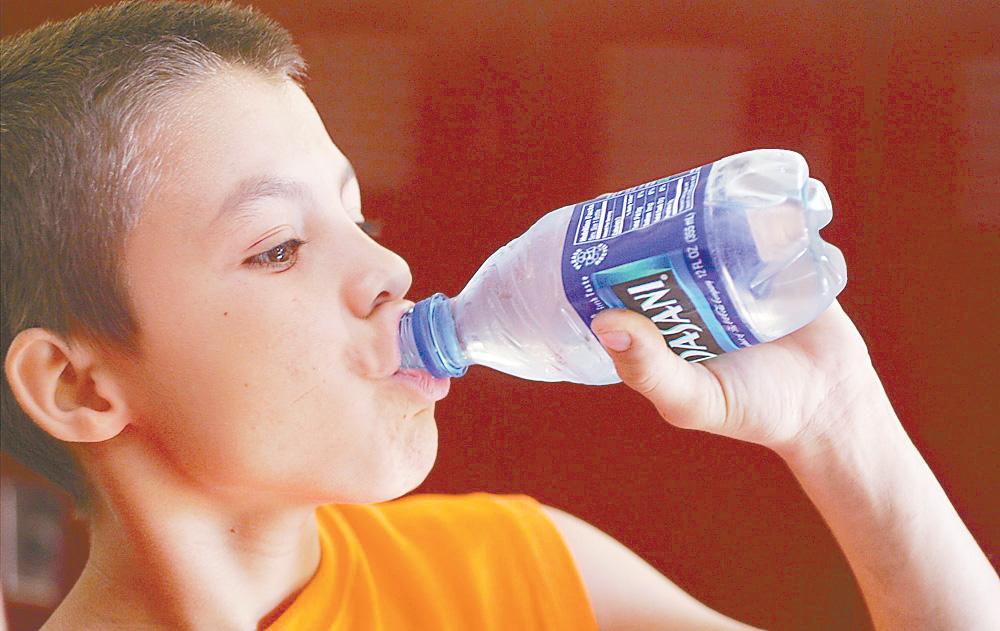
[546,385,999,630]
[587,303,1000,629]
[775,387,1000,630]
[541,504,763,630]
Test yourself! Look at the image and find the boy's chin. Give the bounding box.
[328,433,438,505]
[379,447,438,502]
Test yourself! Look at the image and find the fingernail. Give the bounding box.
[595,330,632,352]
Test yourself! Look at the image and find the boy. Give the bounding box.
[2,1,997,628]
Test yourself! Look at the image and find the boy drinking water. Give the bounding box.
[2,2,997,628]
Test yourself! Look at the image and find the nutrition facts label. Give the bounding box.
[571,168,701,245]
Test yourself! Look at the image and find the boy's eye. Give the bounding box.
[245,238,306,271]
[242,220,382,271]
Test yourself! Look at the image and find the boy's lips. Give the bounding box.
[391,369,451,402]
[384,300,451,402]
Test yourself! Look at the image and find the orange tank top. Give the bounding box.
[266,492,598,630]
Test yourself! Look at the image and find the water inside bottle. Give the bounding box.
[711,162,846,341]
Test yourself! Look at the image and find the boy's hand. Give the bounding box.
[591,300,881,453]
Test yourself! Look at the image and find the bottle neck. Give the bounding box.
[398,293,469,378]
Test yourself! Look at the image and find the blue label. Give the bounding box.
[561,164,760,362]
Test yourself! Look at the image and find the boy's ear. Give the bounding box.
[4,328,132,443]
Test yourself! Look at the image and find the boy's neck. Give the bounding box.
[46,504,321,630]
[44,438,324,630]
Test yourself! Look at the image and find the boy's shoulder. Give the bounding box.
[311,491,573,598]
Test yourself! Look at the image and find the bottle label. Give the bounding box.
[560,164,760,362]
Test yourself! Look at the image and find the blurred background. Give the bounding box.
[2,1,998,629]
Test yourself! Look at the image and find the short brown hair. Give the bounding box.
[1,0,306,511]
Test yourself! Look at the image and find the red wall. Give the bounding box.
[3,2,998,629]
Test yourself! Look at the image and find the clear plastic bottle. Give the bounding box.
[398,149,847,385]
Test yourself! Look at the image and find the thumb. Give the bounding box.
[591,309,727,431]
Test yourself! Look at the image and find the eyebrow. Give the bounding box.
[211,176,312,233]
[210,166,358,233]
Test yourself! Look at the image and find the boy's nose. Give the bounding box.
[344,238,413,320]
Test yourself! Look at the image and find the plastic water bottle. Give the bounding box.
[398,149,847,385]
